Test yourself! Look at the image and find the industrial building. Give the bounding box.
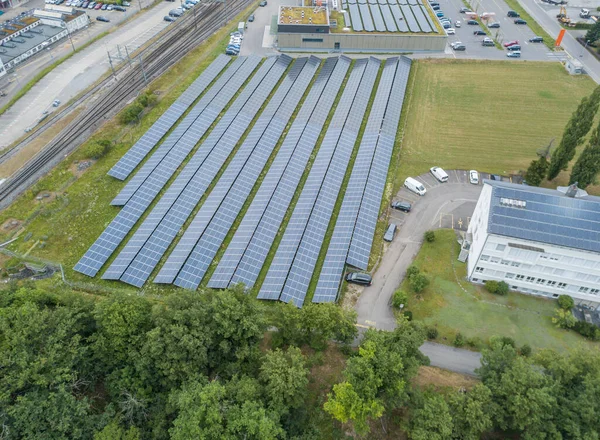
[276,4,446,53]
[0,7,89,77]
[465,180,600,309]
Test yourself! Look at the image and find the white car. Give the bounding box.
[469,170,479,184]
[430,166,449,182]
[455,20,461,27]
[446,27,456,34]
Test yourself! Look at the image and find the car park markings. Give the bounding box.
[439,213,454,228]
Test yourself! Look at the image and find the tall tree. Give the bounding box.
[408,392,454,440]
[569,119,600,188]
[447,384,493,440]
[548,86,600,180]
[525,156,550,186]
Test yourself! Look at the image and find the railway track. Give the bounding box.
[0,0,250,210]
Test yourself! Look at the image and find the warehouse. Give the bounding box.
[466,180,600,309]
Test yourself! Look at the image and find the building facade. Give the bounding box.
[466,181,600,309]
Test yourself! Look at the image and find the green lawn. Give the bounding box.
[401,229,598,352]
[393,60,596,194]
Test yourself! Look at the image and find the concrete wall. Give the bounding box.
[278,23,329,34]
[277,31,446,52]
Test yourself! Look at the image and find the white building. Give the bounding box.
[466,180,600,309]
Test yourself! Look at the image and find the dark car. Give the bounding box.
[113,5,126,10]
[248,14,255,21]
[529,36,543,43]
[259,0,266,5]
[345,272,372,286]
[514,18,527,24]
[482,39,495,46]
[164,15,175,21]
[460,6,471,12]
[82,1,89,7]
[391,201,411,212]
[490,174,503,181]
[383,224,397,242]
[488,22,500,28]
[101,3,107,9]
[473,30,486,35]
[467,19,478,25]
[432,5,440,10]
[96,15,110,21]
[451,43,466,50]
[507,10,519,17]
[507,44,521,50]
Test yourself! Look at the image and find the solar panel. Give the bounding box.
[380,4,398,31]
[347,57,411,270]
[359,3,375,31]
[400,4,420,31]
[110,56,254,207]
[349,3,363,31]
[420,4,437,29]
[314,58,399,303]
[107,55,231,181]
[73,57,262,278]
[389,4,409,31]
[209,57,350,290]
[411,4,432,31]
[100,57,288,286]
[167,58,320,290]
[370,4,388,31]
[257,58,371,303]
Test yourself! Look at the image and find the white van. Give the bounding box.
[430,166,449,183]
[404,177,426,196]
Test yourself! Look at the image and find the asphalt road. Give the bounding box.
[420,341,482,375]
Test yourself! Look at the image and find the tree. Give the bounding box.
[94,421,141,440]
[585,19,600,44]
[84,139,113,159]
[526,156,550,186]
[557,294,575,311]
[484,280,499,294]
[453,333,465,347]
[119,102,144,124]
[424,230,435,242]
[324,382,385,436]
[569,142,600,188]
[409,273,429,293]
[447,384,493,440]
[259,347,309,416]
[406,266,420,279]
[496,281,509,295]
[552,307,577,329]
[519,344,532,357]
[392,289,408,309]
[408,392,453,440]
[548,87,600,180]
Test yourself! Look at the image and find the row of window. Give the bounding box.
[490,242,600,269]
[471,278,560,298]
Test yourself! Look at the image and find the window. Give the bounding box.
[591,289,600,295]
[553,294,559,298]
[526,276,535,283]
[516,275,525,281]
[491,257,501,263]
[475,267,484,273]
[506,273,515,279]
[557,282,567,289]
[536,278,545,284]
[500,260,509,265]
[480,255,490,261]
[472,278,479,282]
[302,38,323,42]
[496,244,506,252]
[511,261,521,267]
[547,280,557,287]
[579,287,590,293]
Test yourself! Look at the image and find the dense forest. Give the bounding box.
[1,283,599,439]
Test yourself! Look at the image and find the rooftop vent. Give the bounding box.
[557,182,589,198]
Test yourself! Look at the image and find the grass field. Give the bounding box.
[392,59,597,194]
[401,229,599,352]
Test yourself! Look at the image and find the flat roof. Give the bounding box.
[0,24,63,65]
[0,16,39,39]
[278,6,329,25]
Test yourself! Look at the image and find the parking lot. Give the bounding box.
[239,0,295,56]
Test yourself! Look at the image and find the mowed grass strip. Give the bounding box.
[397,59,595,186]
[401,229,599,352]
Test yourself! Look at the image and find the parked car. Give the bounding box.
[490,174,503,180]
[529,36,543,43]
[514,18,527,24]
[122,1,131,5]
[225,49,238,55]
[404,177,427,196]
[506,51,521,57]
[473,29,486,35]
[391,201,412,212]
[436,11,444,17]
[345,272,372,286]
[503,40,519,47]
[430,166,449,182]
[82,1,89,7]
[451,42,466,51]
[460,6,471,12]
[101,3,107,9]
[52,99,61,107]
[87,2,96,8]
[432,5,440,10]
[507,44,521,50]
[455,20,461,27]
[383,224,397,242]
[482,37,494,46]
[442,21,451,28]
[164,15,175,21]
[169,8,183,16]
[507,10,519,17]
[488,21,500,28]
[248,14,255,21]
[94,3,103,9]
[467,19,478,25]
[446,27,455,34]
[469,170,479,184]
[259,0,267,5]
[96,15,110,21]
[113,5,126,11]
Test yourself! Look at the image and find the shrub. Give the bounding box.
[137,91,158,108]
[410,273,429,294]
[453,333,465,347]
[557,295,575,311]
[496,281,509,295]
[119,102,144,124]
[466,336,483,349]
[426,326,439,340]
[392,289,408,309]
[84,139,112,159]
[573,321,600,341]
[424,230,436,242]
[519,344,532,357]
[406,265,420,279]
[552,308,577,329]
[498,336,516,348]
[484,280,499,294]
[403,311,413,321]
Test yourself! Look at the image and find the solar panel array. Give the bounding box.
[257,57,380,307]
[154,57,319,289]
[314,57,410,302]
[345,0,434,32]
[347,57,411,270]
[110,56,258,207]
[101,56,290,286]
[107,55,231,181]
[208,56,351,290]
[74,56,262,278]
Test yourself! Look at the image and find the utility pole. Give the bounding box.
[67,26,76,53]
[106,49,116,79]
[139,54,148,86]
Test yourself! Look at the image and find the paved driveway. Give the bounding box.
[355,169,483,331]
[239,0,288,56]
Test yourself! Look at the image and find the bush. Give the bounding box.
[499,336,516,348]
[137,92,158,108]
[84,139,112,159]
[119,102,144,124]
[392,289,408,309]
[424,230,436,242]
[484,280,499,294]
[453,333,465,347]
[557,295,575,311]
[426,326,439,340]
[552,308,577,329]
[519,344,532,357]
[466,336,483,349]
[410,273,430,294]
[573,321,600,341]
[406,265,420,279]
[403,311,413,321]
[496,281,509,295]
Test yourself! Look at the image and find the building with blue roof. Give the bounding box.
[466,180,600,309]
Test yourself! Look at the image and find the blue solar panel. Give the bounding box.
[420,4,436,29]
[73,56,262,278]
[314,58,400,303]
[400,4,420,32]
[167,58,320,290]
[359,3,375,31]
[380,4,398,31]
[100,57,288,286]
[107,55,230,181]
[389,4,409,31]
[209,57,351,290]
[411,4,432,31]
[370,4,387,31]
[349,3,363,30]
[487,181,600,254]
[110,56,253,207]
[347,57,411,270]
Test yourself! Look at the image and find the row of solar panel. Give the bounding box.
[74,55,265,277]
[345,1,434,32]
[346,0,424,4]
[107,54,231,181]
